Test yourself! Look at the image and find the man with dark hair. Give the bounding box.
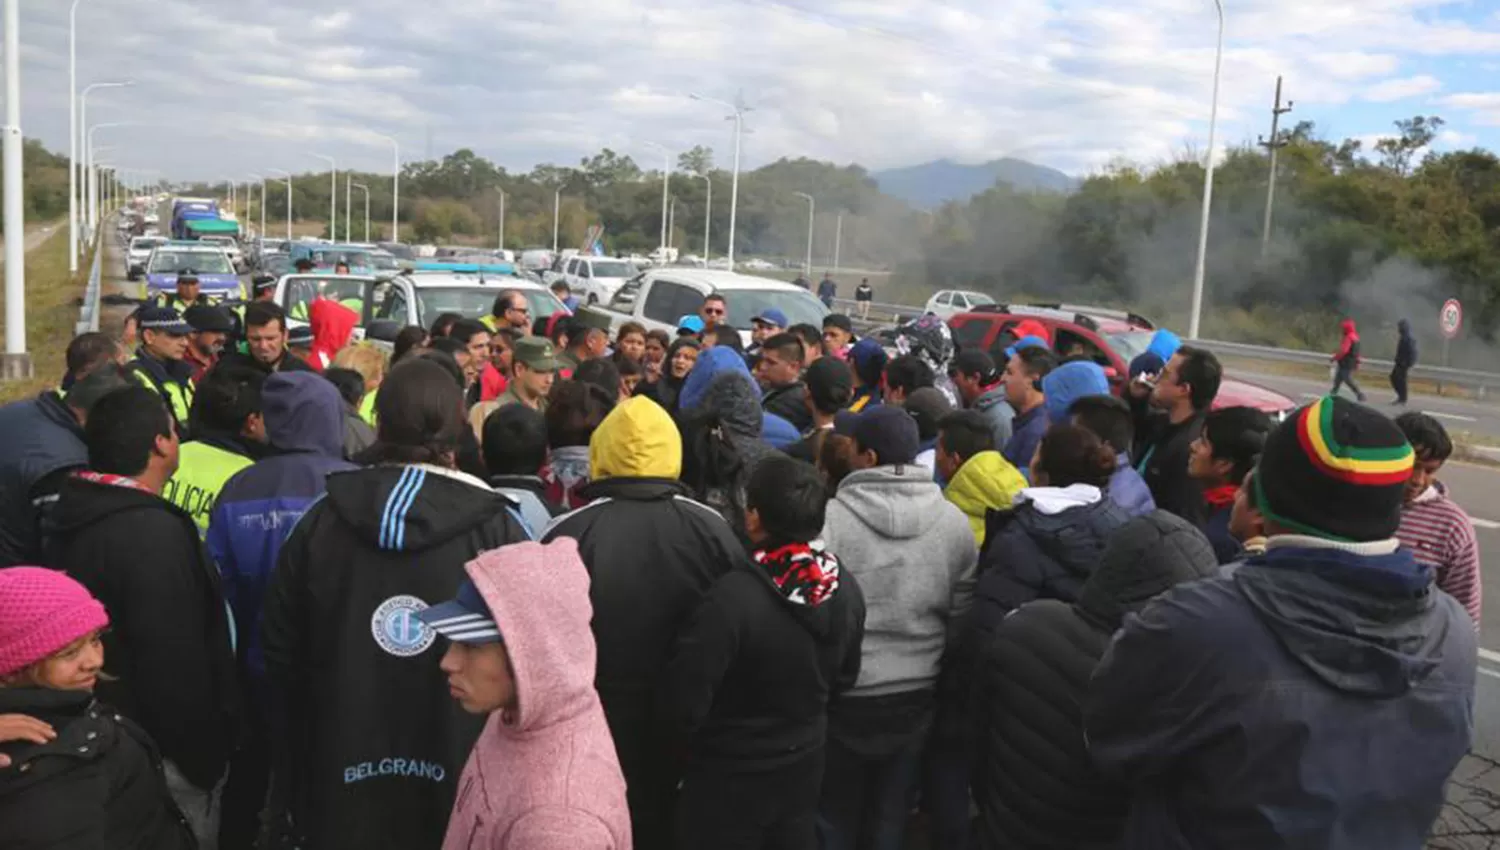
[428,312,463,340]
[126,305,198,434]
[238,302,314,374]
[575,357,623,404]
[747,308,789,366]
[949,349,1013,449]
[542,396,745,849]
[700,293,728,333]
[62,331,121,388]
[163,270,206,312]
[884,354,935,406]
[262,359,530,850]
[558,311,610,373]
[936,409,1026,547]
[484,290,532,332]
[1394,411,1481,630]
[616,354,644,397]
[788,323,824,366]
[817,271,837,308]
[821,314,854,359]
[448,318,492,402]
[756,332,811,432]
[541,380,615,511]
[1188,406,1273,563]
[163,361,267,535]
[0,365,128,567]
[704,323,744,353]
[183,304,234,384]
[46,385,240,847]
[905,386,953,473]
[1128,345,1222,524]
[481,403,561,535]
[494,337,557,412]
[207,371,356,845]
[788,357,853,463]
[1068,395,1155,517]
[665,454,865,849]
[1001,345,1058,473]
[1088,396,1474,849]
[550,279,580,312]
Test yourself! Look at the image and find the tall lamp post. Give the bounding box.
[497,190,506,252]
[85,123,133,232]
[644,142,672,257]
[690,93,749,267]
[4,0,24,377]
[369,132,400,242]
[793,191,815,277]
[247,172,267,242]
[552,188,562,254]
[78,80,132,242]
[310,154,336,241]
[351,182,370,243]
[67,0,84,272]
[1187,0,1225,341]
[693,173,711,260]
[267,168,294,242]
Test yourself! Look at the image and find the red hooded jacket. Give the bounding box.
[308,299,360,373]
[1333,319,1361,368]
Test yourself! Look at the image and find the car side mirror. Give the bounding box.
[365,319,400,342]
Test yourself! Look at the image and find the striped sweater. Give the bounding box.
[1396,484,1482,631]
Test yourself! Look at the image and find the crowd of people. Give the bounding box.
[0,274,1484,850]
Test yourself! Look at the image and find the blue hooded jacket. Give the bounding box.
[206,372,355,693]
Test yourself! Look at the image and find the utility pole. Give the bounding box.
[3,0,29,379]
[833,213,842,273]
[1258,75,1293,259]
[667,197,677,250]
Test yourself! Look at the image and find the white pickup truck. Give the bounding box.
[599,268,830,346]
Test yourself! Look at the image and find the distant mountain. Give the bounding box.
[872,157,1077,209]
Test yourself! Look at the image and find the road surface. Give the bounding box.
[1237,367,1500,443]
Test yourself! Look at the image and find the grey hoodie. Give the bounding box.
[821,464,978,697]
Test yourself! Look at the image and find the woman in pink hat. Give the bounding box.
[0,566,193,849]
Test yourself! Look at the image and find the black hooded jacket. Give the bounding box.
[42,475,241,792]
[662,545,866,772]
[0,688,194,850]
[1395,319,1418,369]
[761,381,813,432]
[262,463,530,850]
[974,513,1217,850]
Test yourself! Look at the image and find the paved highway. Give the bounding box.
[1237,366,1500,443]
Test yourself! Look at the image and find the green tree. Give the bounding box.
[677,145,715,175]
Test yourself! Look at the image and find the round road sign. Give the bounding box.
[1440,298,1463,339]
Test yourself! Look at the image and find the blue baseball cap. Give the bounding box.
[751,308,788,329]
[415,579,503,645]
[136,305,192,336]
[677,314,705,334]
[1004,335,1050,360]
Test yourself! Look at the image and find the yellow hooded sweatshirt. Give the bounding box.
[944,450,1027,546]
[590,396,683,480]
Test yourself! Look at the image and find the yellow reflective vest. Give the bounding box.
[161,440,254,536]
[359,388,378,427]
[126,357,196,432]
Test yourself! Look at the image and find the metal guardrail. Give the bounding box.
[73,219,105,335]
[828,296,1500,398]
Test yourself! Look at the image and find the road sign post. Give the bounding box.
[1440,298,1462,367]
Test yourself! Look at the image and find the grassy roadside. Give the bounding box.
[0,229,87,404]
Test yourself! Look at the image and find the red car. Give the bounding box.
[947,303,1296,415]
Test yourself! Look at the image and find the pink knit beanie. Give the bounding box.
[0,567,110,678]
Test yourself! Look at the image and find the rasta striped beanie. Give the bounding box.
[1255,395,1414,542]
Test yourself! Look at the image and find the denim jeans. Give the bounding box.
[817,731,925,850]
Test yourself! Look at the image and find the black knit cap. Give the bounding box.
[1254,395,1414,542]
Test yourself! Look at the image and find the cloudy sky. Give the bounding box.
[11,0,1500,183]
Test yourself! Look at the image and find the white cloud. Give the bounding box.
[1437,129,1478,147]
[10,0,1497,181]
[1362,74,1441,102]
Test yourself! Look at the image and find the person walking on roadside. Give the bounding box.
[817,406,977,850]
[974,513,1218,850]
[44,386,241,847]
[664,456,866,850]
[1394,412,1482,631]
[418,540,632,850]
[125,306,198,435]
[1186,406,1272,564]
[1088,395,1476,850]
[261,358,531,850]
[0,567,196,850]
[1392,318,1417,405]
[541,396,745,850]
[1330,318,1366,401]
[817,272,838,308]
[1128,345,1221,526]
[855,277,874,320]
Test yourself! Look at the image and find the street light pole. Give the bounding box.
[248,173,267,242]
[86,124,132,232]
[1187,0,1225,341]
[694,174,711,260]
[497,190,506,252]
[793,191,815,276]
[369,133,400,242]
[691,93,749,267]
[552,188,561,254]
[4,0,25,377]
[268,168,293,242]
[345,172,352,242]
[78,81,132,240]
[68,0,83,273]
[644,142,671,257]
[833,213,842,273]
[311,154,336,241]
[352,182,370,243]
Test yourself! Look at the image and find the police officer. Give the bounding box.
[182,304,234,384]
[163,270,207,311]
[162,361,266,536]
[250,274,278,303]
[125,306,198,435]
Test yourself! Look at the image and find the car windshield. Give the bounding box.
[719,288,829,329]
[591,261,634,278]
[131,238,165,251]
[381,244,414,260]
[414,287,567,322]
[371,253,401,271]
[203,237,236,248]
[148,250,234,274]
[1104,330,1154,362]
[966,292,996,307]
[263,255,292,276]
[314,248,375,268]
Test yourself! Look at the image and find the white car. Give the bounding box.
[143,212,160,225]
[561,255,638,305]
[741,258,777,271]
[924,289,996,319]
[200,235,244,271]
[519,248,554,272]
[126,236,167,280]
[601,268,829,348]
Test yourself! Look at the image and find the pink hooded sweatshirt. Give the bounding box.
[442,540,632,850]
